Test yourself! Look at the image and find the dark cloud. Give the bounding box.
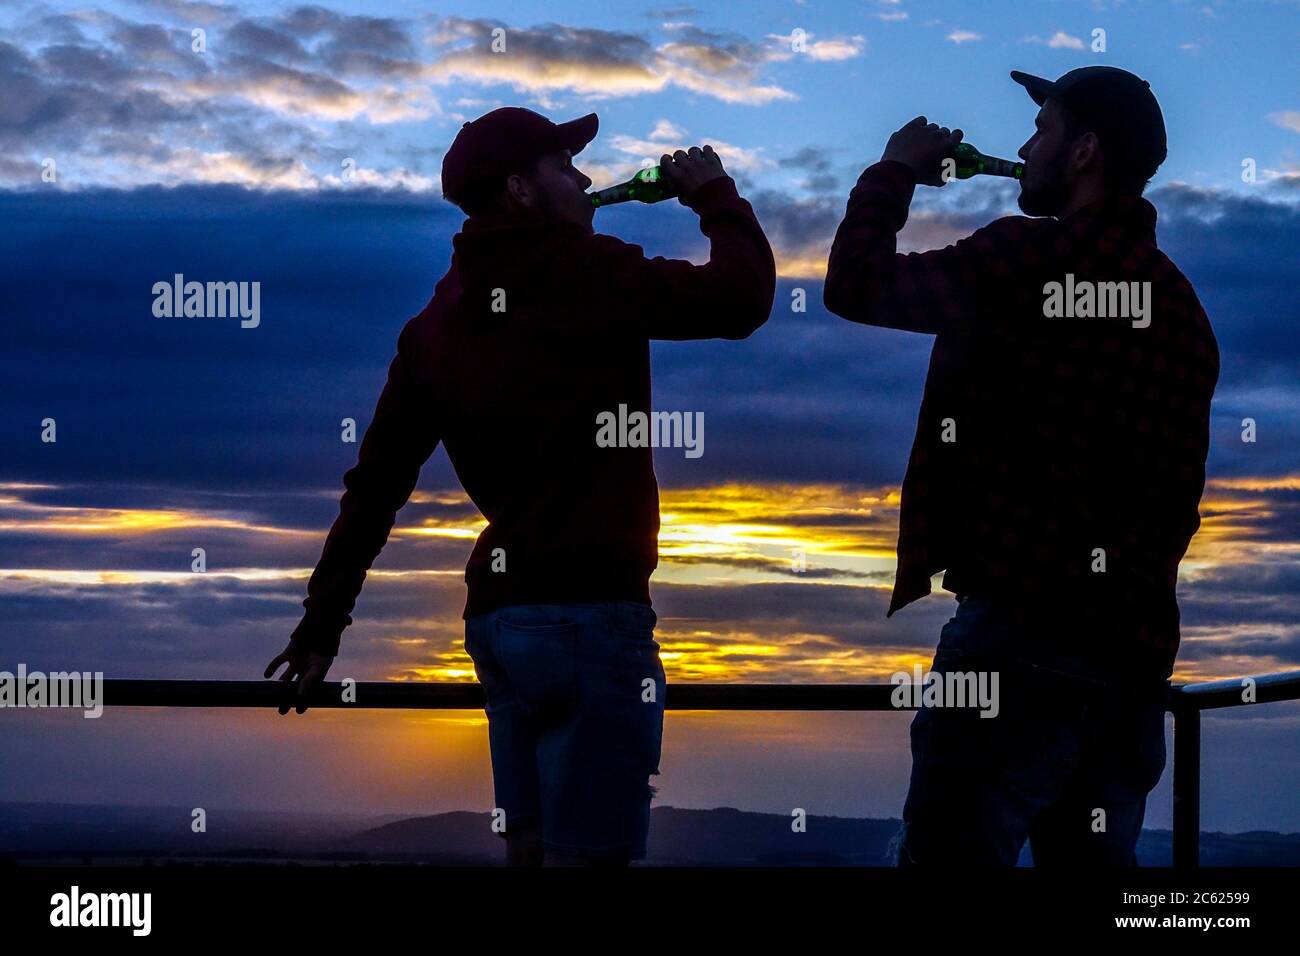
[658,23,768,70]
[223,7,420,79]
[0,5,436,184]
[430,15,657,78]
[0,38,191,149]
[126,0,236,25]
[9,12,89,45]
[749,188,842,248]
[0,4,808,188]
[225,19,312,62]
[108,19,193,65]
[425,15,789,104]
[777,146,839,194]
[5,177,1296,490]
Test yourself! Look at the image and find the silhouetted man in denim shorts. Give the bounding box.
[267,107,775,865]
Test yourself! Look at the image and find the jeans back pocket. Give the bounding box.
[494,618,580,719]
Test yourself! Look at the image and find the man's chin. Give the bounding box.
[1017,184,1065,217]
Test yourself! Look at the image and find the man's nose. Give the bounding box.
[576,169,592,191]
[1017,143,1030,161]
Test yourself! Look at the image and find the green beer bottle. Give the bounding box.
[590,165,678,207]
[951,142,1024,180]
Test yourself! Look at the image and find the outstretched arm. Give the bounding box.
[265,320,442,712]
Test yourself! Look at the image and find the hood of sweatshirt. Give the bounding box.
[451,213,591,308]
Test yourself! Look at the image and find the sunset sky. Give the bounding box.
[2,0,1299,834]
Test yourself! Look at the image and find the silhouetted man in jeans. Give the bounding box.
[265,108,775,865]
[824,68,1218,865]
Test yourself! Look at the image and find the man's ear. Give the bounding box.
[1071,131,1102,178]
[504,172,533,209]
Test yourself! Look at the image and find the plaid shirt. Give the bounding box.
[825,161,1219,681]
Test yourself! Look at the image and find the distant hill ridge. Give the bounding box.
[3,802,1299,866]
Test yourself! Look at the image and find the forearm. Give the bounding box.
[681,176,777,337]
[823,160,931,331]
[297,469,409,656]
[293,327,441,656]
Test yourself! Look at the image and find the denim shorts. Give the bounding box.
[464,601,667,861]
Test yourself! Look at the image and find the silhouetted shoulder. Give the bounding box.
[981,213,1057,242]
[576,230,648,264]
[942,214,1056,264]
[539,230,654,293]
[392,263,462,380]
[947,214,1062,278]
[1149,249,1219,354]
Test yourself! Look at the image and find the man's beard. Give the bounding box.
[536,185,592,233]
[1017,147,1071,216]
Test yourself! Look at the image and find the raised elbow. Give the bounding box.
[731,283,775,339]
[822,270,869,323]
[821,271,848,316]
[710,265,774,339]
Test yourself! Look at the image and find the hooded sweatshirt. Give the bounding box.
[294,175,775,656]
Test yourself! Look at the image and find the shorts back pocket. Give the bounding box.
[494,618,580,719]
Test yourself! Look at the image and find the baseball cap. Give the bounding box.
[441,107,599,207]
[1010,66,1167,181]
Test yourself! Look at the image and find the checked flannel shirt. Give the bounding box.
[824,160,1219,682]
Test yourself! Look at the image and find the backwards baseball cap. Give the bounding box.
[1010,66,1167,183]
[441,107,599,208]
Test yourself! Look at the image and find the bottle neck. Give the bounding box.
[980,154,1023,179]
[590,183,632,207]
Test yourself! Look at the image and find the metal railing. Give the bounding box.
[1165,670,1300,866]
[96,670,1300,868]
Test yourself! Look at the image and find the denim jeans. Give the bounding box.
[464,601,666,860]
[896,596,1169,866]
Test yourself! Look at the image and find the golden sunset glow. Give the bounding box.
[3,477,1297,685]
[775,250,829,279]
[405,525,485,540]
[1182,486,1300,576]
[0,493,305,538]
